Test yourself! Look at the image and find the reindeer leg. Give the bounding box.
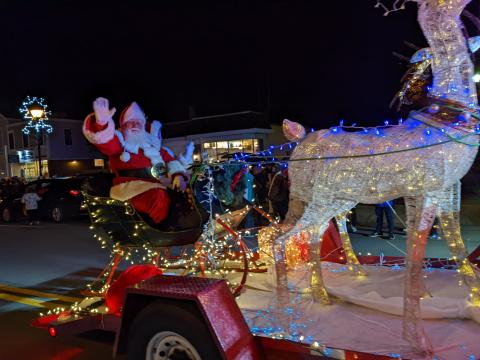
[438,182,480,305]
[270,198,307,312]
[301,199,356,304]
[272,231,290,317]
[336,211,367,277]
[403,196,436,355]
[276,197,354,305]
[309,222,332,304]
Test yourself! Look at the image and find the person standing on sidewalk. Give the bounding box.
[369,200,395,239]
[21,187,42,225]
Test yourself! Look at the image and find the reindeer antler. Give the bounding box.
[374,0,414,16]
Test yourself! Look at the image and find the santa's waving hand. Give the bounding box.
[93,98,116,126]
[83,98,191,224]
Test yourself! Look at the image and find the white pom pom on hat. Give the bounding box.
[120,151,131,162]
[119,102,146,128]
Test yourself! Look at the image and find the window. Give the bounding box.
[64,129,72,146]
[8,132,14,150]
[22,134,29,148]
[202,138,261,161]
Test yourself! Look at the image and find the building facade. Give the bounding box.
[0,114,9,177]
[161,111,285,162]
[4,116,106,180]
[0,111,287,180]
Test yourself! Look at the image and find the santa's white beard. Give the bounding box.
[124,129,148,152]
[122,129,163,165]
[124,129,161,151]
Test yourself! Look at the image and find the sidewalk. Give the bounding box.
[350,196,480,258]
[349,226,480,258]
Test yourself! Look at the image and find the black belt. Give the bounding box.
[117,168,156,180]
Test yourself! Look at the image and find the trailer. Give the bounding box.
[40,274,400,360]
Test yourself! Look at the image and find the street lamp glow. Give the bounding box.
[473,73,480,83]
[19,96,53,178]
[29,108,44,119]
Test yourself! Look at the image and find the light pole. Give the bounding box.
[19,96,53,178]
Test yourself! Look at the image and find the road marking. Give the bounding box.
[0,283,82,303]
[0,292,64,309]
[0,224,48,229]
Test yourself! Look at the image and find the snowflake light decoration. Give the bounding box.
[19,96,53,135]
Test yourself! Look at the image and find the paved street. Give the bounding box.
[0,220,118,360]
[0,217,478,360]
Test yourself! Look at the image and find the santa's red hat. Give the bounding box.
[119,102,146,128]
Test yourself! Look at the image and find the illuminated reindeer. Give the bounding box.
[274,0,480,353]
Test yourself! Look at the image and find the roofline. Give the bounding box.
[163,127,272,141]
[6,117,82,128]
[6,117,81,122]
[192,110,263,120]
[163,111,264,126]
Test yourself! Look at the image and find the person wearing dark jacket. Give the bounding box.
[369,200,395,239]
[268,167,289,221]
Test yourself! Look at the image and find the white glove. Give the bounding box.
[179,141,195,166]
[93,97,116,126]
[185,141,194,159]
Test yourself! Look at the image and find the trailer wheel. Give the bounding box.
[145,331,201,360]
[127,301,221,360]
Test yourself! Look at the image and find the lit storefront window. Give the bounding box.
[203,139,262,160]
[12,159,49,180]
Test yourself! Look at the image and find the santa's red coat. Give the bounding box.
[83,114,187,223]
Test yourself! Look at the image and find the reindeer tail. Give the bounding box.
[283,119,306,142]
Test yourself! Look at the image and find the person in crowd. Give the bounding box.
[369,200,395,239]
[267,165,289,221]
[252,165,268,205]
[0,178,7,200]
[346,207,358,233]
[21,186,42,225]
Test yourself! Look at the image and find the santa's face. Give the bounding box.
[123,119,144,135]
[122,119,161,156]
[123,120,148,148]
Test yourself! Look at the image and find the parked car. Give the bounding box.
[0,178,84,223]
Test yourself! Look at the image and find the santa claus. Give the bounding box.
[83,97,194,224]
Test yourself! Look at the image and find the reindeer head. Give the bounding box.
[283,119,306,142]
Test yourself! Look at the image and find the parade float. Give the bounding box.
[34,1,480,359]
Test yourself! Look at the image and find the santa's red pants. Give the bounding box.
[130,188,171,223]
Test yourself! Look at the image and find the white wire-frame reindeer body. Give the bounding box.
[272,0,480,354]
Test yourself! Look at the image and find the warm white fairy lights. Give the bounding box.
[261,0,480,355]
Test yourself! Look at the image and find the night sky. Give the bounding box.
[1,0,476,128]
